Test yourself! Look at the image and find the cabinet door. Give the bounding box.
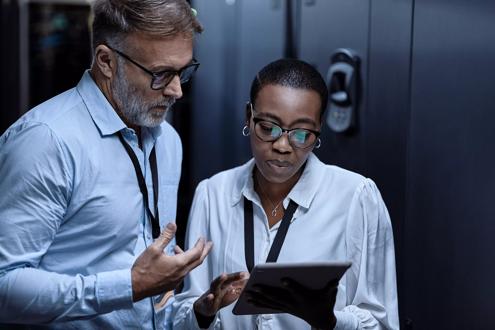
[190,0,286,184]
[299,0,370,173]
[405,1,495,329]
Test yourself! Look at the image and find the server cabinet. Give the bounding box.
[189,0,287,185]
[18,0,91,113]
[0,1,21,134]
[177,0,287,241]
[187,1,495,329]
[404,1,495,329]
[299,0,370,174]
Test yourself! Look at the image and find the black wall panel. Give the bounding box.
[405,1,495,328]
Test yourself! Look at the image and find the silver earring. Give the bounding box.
[242,125,250,136]
[314,138,322,149]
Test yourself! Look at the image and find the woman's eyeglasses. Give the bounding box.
[250,104,321,149]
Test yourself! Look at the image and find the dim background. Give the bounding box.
[1,0,495,329]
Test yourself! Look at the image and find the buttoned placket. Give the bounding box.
[254,198,289,330]
[122,128,156,247]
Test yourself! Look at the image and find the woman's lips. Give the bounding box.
[268,159,291,167]
[266,160,292,173]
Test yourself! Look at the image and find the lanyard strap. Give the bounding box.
[118,132,160,239]
[243,197,298,272]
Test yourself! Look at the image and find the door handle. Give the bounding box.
[325,48,360,133]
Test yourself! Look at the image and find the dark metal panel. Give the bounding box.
[0,1,20,134]
[178,0,286,243]
[406,1,495,329]
[299,0,370,174]
[190,0,285,185]
[366,1,414,328]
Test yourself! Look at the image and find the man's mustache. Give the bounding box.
[149,98,176,108]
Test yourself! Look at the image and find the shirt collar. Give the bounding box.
[76,70,162,140]
[232,153,324,210]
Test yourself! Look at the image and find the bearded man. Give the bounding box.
[0,1,211,329]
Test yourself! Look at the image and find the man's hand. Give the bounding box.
[131,223,212,302]
[193,272,250,317]
[245,278,338,329]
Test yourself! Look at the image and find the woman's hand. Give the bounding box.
[245,278,339,329]
[193,272,250,318]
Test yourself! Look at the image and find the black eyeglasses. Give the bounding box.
[249,104,321,149]
[107,45,200,90]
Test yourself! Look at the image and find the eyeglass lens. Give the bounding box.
[255,121,316,148]
[151,63,199,89]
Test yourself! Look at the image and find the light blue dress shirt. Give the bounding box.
[0,71,181,329]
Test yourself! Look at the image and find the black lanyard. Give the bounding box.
[243,197,298,272]
[118,132,160,239]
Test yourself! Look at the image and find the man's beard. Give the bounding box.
[112,65,176,128]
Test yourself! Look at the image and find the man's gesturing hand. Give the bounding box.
[131,223,212,302]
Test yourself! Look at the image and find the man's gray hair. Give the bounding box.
[91,0,203,50]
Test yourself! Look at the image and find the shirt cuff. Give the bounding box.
[334,310,359,330]
[96,269,133,313]
[194,308,216,329]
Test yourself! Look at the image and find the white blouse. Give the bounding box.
[172,153,399,329]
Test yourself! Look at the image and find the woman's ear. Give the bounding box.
[245,102,253,125]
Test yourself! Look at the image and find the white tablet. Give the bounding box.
[232,261,351,315]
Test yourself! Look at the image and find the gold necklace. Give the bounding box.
[256,178,284,217]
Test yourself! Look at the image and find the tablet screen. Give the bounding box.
[232,261,351,315]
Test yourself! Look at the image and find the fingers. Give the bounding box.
[174,245,184,254]
[200,241,213,260]
[224,272,249,288]
[210,273,227,289]
[189,241,213,270]
[210,272,245,292]
[205,271,248,303]
[176,238,213,272]
[155,223,177,249]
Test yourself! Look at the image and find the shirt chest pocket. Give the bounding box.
[157,176,180,225]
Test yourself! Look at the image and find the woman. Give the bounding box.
[172,59,399,329]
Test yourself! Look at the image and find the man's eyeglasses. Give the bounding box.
[249,104,321,149]
[107,45,200,90]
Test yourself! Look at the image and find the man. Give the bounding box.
[0,1,211,329]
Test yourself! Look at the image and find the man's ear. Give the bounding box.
[93,44,117,79]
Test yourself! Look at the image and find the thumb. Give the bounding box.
[155,222,177,249]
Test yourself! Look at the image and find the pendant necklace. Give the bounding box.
[256,178,284,217]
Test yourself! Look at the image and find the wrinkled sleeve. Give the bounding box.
[335,179,399,330]
[172,180,222,329]
[0,124,133,324]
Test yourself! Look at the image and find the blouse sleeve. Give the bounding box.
[335,179,399,330]
[171,180,222,330]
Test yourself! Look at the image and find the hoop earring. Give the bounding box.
[314,138,322,149]
[242,125,250,137]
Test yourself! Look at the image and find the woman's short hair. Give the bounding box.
[250,58,329,117]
